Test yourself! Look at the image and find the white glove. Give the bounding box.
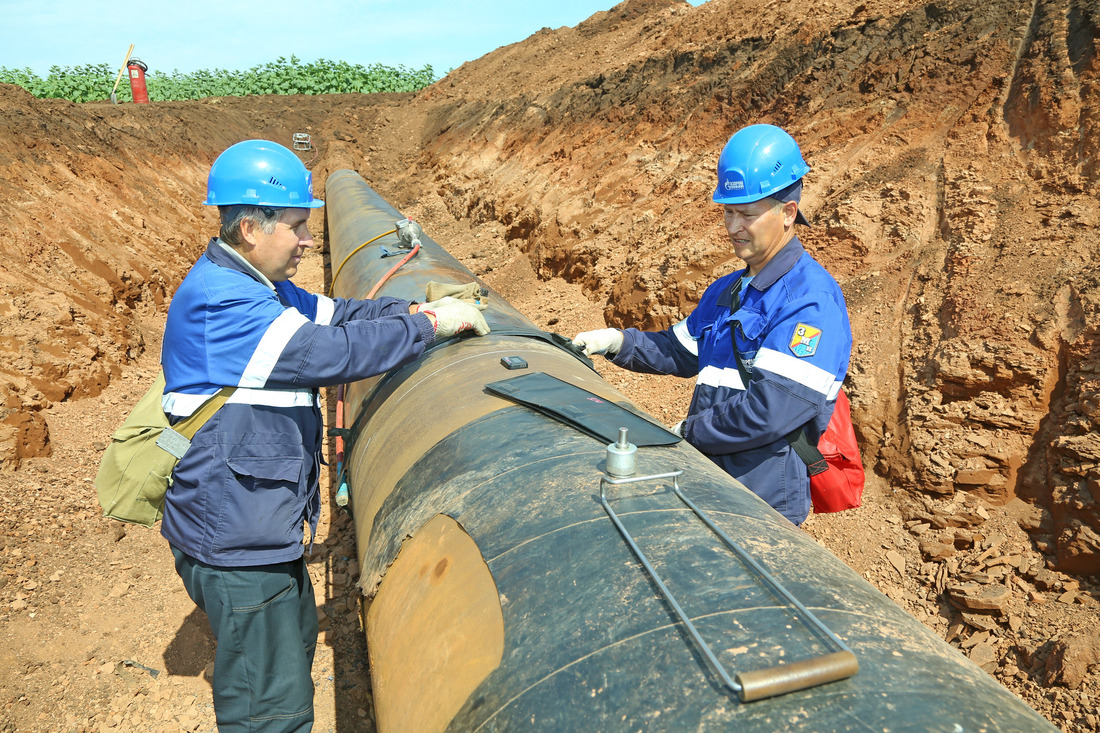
[417,295,488,313]
[671,420,685,438]
[572,329,623,356]
[423,299,491,339]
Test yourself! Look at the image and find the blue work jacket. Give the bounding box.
[160,239,436,567]
[612,237,852,525]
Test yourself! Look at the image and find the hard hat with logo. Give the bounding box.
[203,139,324,208]
[713,124,810,223]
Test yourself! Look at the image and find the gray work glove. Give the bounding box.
[671,420,685,438]
[422,298,491,338]
[424,281,488,306]
[572,328,624,356]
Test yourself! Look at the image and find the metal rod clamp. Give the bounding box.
[599,471,858,702]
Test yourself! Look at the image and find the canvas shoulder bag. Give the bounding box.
[95,371,234,527]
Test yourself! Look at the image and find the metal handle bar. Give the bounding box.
[599,471,858,702]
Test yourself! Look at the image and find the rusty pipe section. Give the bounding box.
[323,169,1057,733]
[323,169,617,576]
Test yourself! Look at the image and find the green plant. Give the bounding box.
[0,56,438,103]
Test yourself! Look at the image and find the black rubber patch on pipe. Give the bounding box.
[485,371,681,447]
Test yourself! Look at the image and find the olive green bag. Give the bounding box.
[95,371,234,527]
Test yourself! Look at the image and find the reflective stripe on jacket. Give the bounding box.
[612,237,852,525]
[160,239,436,566]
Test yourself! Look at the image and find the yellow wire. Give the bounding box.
[328,228,397,297]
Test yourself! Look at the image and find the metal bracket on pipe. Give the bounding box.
[599,470,858,702]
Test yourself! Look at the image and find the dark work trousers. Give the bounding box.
[171,546,318,733]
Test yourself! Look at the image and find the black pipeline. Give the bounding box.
[324,169,1057,733]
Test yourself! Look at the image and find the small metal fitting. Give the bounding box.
[605,427,637,477]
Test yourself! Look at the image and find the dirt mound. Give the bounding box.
[401,0,1100,577]
[0,86,359,460]
[1,0,1099,730]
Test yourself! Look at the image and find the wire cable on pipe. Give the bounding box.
[331,231,421,506]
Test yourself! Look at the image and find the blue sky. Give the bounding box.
[3,1,705,78]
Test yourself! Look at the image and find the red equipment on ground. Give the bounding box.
[127,58,149,104]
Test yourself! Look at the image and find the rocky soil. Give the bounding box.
[2,0,1100,730]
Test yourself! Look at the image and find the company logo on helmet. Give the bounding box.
[723,180,745,191]
[268,176,287,191]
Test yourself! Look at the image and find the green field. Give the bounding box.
[0,55,438,103]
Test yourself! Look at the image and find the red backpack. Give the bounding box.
[727,279,864,513]
[802,389,864,513]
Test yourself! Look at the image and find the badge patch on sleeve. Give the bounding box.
[789,323,821,357]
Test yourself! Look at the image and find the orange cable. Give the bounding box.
[333,233,421,500]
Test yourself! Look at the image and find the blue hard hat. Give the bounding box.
[203,139,324,208]
[713,124,810,206]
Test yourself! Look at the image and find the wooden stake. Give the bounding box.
[111,44,135,97]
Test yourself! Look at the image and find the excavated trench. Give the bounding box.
[2,0,1100,729]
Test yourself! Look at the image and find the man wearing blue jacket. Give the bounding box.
[574,124,851,527]
[161,140,488,732]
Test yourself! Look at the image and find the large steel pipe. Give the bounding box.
[324,169,1055,732]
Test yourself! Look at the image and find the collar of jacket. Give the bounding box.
[719,236,806,309]
[204,237,277,291]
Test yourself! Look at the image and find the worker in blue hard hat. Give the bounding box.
[159,139,489,732]
[574,124,852,526]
